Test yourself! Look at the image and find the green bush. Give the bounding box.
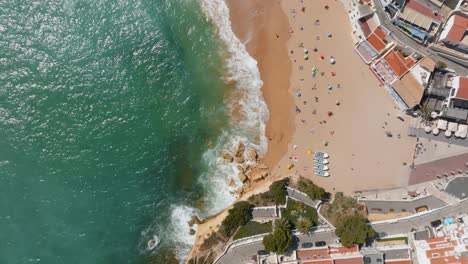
[297,178,327,200]
[233,221,272,240]
[282,199,318,229]
[262,218,292,253]
[269,179,289,205]
[335,214,375,247]
[220,201,253,237]
[436,61,447,69]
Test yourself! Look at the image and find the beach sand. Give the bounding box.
[187,0,417,261]
[274,0,416,194]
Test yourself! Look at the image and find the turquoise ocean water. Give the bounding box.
[0,0,268,263]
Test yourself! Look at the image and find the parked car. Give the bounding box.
[377,232,387,238]
[302,242,314,248]
[257,250,267,256]
[431,220,442,228]
[315,241,327,247]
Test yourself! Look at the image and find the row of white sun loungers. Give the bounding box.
[432,119,467,138]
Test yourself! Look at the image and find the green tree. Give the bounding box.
[220,201,253,237]
[297,178,327,200]
[297,218,313,234]
[269,179,288,205]
[436,61,447,69]
[335,215,375,247]
[262,218,292,253]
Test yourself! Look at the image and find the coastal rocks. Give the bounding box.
[188,215,202,227]
[228,178,235,186]
[248,148,258,161]
[222,153,234,162]
[238,172,248,183]
[235,156,245,163]
[236,187,244,195]
[189,228,196,235]
[234,142,245,157]
[249,167,270,182]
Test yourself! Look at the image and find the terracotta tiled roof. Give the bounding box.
[405,0,442,21]
[426,247,455,258]
[385,261,412,264]
[456,77,468,100]
[445,15,468,43]
[374,27,387,42]
[430,256,468,264]
[367,34,386,52]
[334,257,364,264]
[358,18,372,37]
[298,248,332,261]
[329,246,359,254]
[425,236,449,244]
[384,51,414,78]
[304,260,334,264]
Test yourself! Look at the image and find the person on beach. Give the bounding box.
[295,106,301,113]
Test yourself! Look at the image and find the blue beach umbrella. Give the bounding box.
[327,84,333,90]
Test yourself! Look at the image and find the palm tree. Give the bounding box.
[420,105,432,126]
[275,218,291,231]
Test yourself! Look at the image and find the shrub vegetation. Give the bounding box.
[220,201,253,237]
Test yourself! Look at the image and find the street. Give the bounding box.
[371,0,468,75]
[215,199,468,264]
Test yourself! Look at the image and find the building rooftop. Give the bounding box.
[384,51,415,78]
[455,77,468,100]
[382,248,411,260]
[334,257,364,264]
[414,230,432,240]
[384,261,411,264]
[361,248,384,264]
[252,207,278,218]
[298,248,332,262]
[404,0,442,22]
[441,15,468,44]
[392,72,425,108]
[330,246,360,255]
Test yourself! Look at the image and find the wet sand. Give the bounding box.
[227,0,294,169]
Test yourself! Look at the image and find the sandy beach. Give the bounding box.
[187,0,417,261]
[274,0,416,193]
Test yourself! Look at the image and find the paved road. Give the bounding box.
[216,199,468,264]
[372,0,468,75]
[217,231,338,264]
[371,199,468,234]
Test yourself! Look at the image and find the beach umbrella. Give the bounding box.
[329,56,336,64]
[445,130,452,137]
[287,163,294,170]
[320,55,325,60]
[326,32,332,38]
[304,55,309,60]
[307,150,312,155]
[424,126,431,133]
[313,47,318,52]
[432,128,439,135]
[323,141,328,146]
[312,67,317,72]
[327,84,333,90]
[431,112,438,118]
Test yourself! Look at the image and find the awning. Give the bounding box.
[436,119,447,130]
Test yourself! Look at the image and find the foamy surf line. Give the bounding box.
[164,0,269,261]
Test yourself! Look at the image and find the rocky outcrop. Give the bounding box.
[188,215,202,227]
[248,148,258,161]
[236,187,244,195]
[228,178,235,186]
[235,156,245,163]
[238,172,248,183]
[222,153,234,162]
[189,228,196,235]
[234,142,245,157]
[249,167,270,182]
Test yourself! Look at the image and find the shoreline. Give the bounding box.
[226,0,294,170]
[187,0,417,261]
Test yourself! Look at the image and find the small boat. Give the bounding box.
[315,170,330,177]
[314,152,329,158]
[147,235,160,251]
[314,158,329,164]
[314,164,329,171]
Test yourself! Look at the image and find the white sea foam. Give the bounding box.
[166,0,270,261]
